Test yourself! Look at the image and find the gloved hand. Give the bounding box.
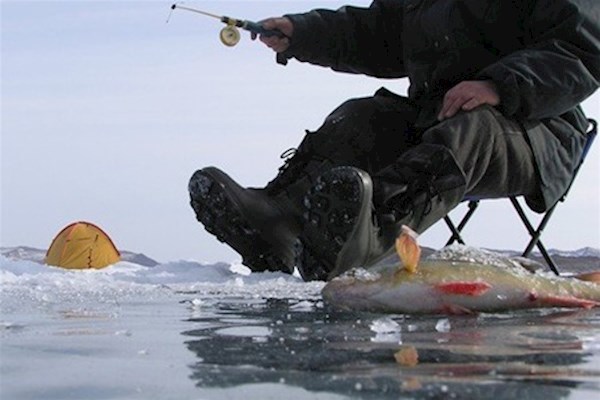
[251,17,294,53]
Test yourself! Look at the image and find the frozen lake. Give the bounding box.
[1,256,600,399]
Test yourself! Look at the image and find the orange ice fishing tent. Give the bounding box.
[45,221,120,269]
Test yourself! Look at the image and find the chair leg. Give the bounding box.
[509,197,560,275]
[444,201,479,246]
[444,216,465,245]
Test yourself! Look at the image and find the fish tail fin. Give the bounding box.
[533,294,600,309]
[574,271,600,283]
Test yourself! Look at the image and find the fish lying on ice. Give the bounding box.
[322,226,600,314]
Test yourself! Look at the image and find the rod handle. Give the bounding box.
[243,21,286,38]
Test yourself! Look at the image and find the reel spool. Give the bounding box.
[219,24,241,47]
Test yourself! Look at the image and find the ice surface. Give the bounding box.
[2,255,600,399]
[0,255,323,399]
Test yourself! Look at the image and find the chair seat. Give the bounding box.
[443,119,597,275]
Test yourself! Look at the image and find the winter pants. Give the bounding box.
[297,87,540,233]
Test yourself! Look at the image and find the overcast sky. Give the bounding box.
[2,0,599,263]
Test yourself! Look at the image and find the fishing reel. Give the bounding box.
[219,24,241,47]
[170,3,285,48]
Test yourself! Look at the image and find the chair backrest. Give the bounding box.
[582,119,598,159]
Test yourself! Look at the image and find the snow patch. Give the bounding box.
[229,262,252,276]
[429,244,514,267]
[0,255,325,315]
[339,267,382,282]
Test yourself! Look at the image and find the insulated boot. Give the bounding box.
[188,95,386,276]
[297,145,467,281]
[264,147,336,215]
[188,146,334,274]
[296,166,390,281]
[189,167,300,273]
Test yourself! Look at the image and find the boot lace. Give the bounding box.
[394,179,436,221]
[268,142,335,190]
[379,167,441,225]
[265,147,303,195]
[278,148,298,172]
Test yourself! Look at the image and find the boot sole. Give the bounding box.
[296,167,370,281]
[189,169,293,273]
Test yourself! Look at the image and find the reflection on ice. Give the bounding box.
[183,298,600,399]
[216,326,272,337]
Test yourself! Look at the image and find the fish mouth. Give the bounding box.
[321,271,387,311]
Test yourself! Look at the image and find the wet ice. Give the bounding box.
[2,254,600,399]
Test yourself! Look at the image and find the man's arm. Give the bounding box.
[258,0,407,79]
[475,0,600,120]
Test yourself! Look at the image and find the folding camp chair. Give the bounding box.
[443,119,597,275]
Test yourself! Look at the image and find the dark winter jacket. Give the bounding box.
[279,0,600,212]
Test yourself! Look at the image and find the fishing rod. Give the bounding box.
[169,3,286,47]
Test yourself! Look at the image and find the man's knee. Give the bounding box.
[421,105,502,151]
[420,106,537,198]
[320,96,381,136]
[304,96,387,159]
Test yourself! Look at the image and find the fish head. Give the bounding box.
[322,267,391,311]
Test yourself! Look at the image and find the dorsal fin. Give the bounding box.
[395,225,421,274]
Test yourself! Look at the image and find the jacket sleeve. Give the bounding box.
[279,0,406,79]
[476,0,600,120]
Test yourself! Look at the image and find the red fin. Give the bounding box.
[537,295,600,309]
[435,282,492,296]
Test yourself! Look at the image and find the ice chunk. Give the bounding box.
[435,318,451,332]
[370,317,400,333]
